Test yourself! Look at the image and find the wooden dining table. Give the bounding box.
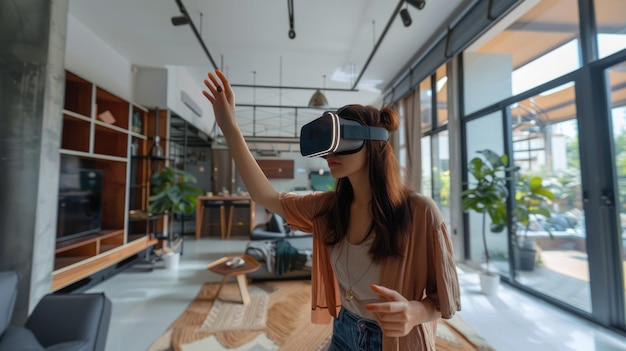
[195,195,256,240]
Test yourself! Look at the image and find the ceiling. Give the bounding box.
[68,0,476,149]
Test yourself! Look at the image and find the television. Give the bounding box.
[309,171,335,191]
[56,168,104,242]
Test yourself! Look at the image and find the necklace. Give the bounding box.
[343,223,374,301]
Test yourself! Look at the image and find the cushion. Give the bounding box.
[265,214,288,234]
[45,341,88,351]
[0,326,44,351]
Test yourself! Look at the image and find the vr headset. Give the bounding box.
[300,111,389,158]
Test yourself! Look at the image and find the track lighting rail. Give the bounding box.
[174,0,218,70]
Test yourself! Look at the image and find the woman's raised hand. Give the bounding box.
[202,70,236,129]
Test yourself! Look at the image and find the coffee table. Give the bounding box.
[206,254,261,304]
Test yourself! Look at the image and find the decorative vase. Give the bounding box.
[163,252,180,270]
[479,271,500,295]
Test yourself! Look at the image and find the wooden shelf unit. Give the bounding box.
[53,70,157,292]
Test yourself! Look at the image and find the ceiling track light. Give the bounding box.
[171,15,189,26]
[406,0,426,10]
[399,7,412,27]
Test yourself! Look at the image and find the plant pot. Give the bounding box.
[479,271,500,295]
[514,247,537,271]
[518,238,536,250]
[163,252,180,270]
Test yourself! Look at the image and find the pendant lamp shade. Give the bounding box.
[308,89,329,109]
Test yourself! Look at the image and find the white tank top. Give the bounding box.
[330,235,381,320]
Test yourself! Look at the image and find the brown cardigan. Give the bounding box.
[279,191,461,351]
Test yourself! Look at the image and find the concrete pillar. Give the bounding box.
[0,0,67,323]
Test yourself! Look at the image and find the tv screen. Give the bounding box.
[56,168,103,242]
[309,171,335,191]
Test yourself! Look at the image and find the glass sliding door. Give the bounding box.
[507,82,590,313]
[607,60,626,318]
[464,113,507,272]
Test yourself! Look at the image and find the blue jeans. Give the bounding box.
[327,307,383,351]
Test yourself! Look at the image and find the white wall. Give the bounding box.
[65,15,133,101]
[464,52,513,115]
[166,66,215,136]
[64,15,214,136]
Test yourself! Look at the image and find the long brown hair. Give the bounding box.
[319,104,413,263]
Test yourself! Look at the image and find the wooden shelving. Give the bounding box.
[52,70,157,292]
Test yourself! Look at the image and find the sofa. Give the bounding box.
[246,236,313,280]
[246,213,313,280]
[0,271,112,351]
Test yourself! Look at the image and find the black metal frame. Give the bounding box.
[389,0,626,335]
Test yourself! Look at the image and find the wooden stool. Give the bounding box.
[202,200,227,239]
[206,255,260,304]
[226,200,250,239]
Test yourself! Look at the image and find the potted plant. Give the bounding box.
[149,166,203,267]
[462,149,518,294]
[513,174,555,271]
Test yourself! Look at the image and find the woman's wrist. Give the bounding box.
[409,299,440,326]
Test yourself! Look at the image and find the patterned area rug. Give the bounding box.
[148,279,495,351]
[197,287,268,333]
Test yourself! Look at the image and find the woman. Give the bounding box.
[202,70,460,351]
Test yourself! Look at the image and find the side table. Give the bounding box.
[206,254,261,304]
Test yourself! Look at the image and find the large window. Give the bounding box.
[596,0,626,59]
[421,136,432,197]
[459,0,626,328]
[433,132,450,228]
[463,0,580,115]
[420,77,432,132]
[436,65,448,127]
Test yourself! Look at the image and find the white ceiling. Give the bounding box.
[68,0,475,146]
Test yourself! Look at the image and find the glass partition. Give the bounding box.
[507,82,590,313]
[465,112,507,271]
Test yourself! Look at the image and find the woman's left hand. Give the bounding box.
[365,284,425,337]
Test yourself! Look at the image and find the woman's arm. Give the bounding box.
[202,70,284,217]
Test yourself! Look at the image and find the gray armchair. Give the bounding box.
[0,271,112,351]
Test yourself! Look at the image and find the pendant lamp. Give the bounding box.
[308,75,329,109]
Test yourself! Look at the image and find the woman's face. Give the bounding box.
[325,147,368,180]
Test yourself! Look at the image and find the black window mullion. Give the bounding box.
[578,0,598,66]
[576,63,624,328]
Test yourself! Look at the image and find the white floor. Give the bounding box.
[86,236,626,351]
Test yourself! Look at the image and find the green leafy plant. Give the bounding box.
[515,174,555,242]
[149,167,203,215]
[462,149,519,274]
